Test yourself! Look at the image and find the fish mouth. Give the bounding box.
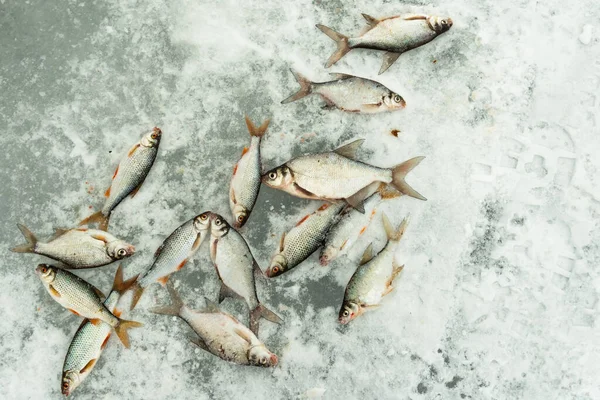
[319,255,329,266]
[447,18,453,28]
[338,317,350,325]
[127,245,136,255]
[270,354,278,366]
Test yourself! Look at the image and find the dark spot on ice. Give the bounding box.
[410,354,418,360]
[460,394,466,399]
[429,366,438,376]
[444,355,450,365]
[417,382,428,393]
[437,348,442,353]
[445,375,463,388]
[109,150,112,153]
[511,215,525,226]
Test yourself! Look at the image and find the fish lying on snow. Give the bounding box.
[151,282,278,367]
[339,213,407,324]
[11,225,134,268]
[317,13,453,74]
[209,213,282,334]
[266,203,345,278]
[262,139,426,212]
[230,116,270,228]
[35,264,142,347]
[61,265,135,396]
[281,70,406,113]
[130,212,211,310]
[79,127,162,231]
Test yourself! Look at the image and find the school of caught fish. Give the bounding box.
[11,10,453,396]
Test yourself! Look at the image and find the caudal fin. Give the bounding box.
[149,281,184,317]
[128,281,145,311]
[114,319,143,348]
[245,115,270,137]
[316,24,351,68]
[79,211,110,231]
[11,224,38,253]
[391,157,427,201]
[111,264,139,295]
[281,70,313,104]
[382,213,409,243]
[249,303,283,335]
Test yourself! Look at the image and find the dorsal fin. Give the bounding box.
[202,297,220,313]
[333,139,364,160]
[362,13,379,26]
[330,72,354,80]
[360,243,375,265]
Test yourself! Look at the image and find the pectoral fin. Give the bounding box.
[218,283,243,303]
[80,358,97,374]
[49,285,61,298]
[293,182,317,198]
[278,232,286,252]
[379,52,401,75]
[234,327,253,345]
[360,243,375,265]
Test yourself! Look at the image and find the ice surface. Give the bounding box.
[1,0,600,399]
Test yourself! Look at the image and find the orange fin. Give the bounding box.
[359,226,367,235]
[90,318,102,326]
[241,147,249,157]
[128,143,141,157]
[296,215,310,227]
[78,211,110,231]
[112,165,119,179]
[49,285,61,298]
[130,184,142,198]
[80,358,97,374]
[157,276,169,286]
[104,186,111,197]
[91,233,108,243]
[318,203,330,211]
[68,308,81,317]
[339,238,349,250]
[232,163,238,176]
[176,260,187,271]
[101,333,111,349]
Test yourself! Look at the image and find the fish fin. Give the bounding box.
[316,24,351,68]
[360,243,375,265]
[329,72,354,80]
[219,283,243,303]
[363,303,380,310]
[245,115,270,137]
[92,286,106,301]
[68,308,81,317]
[359,226,367,235]
[210,238,218,262]
[112,265,139,294]
[90,233,108,243]
[391,261,404,281]
[176,260,187,271]
[80,358,97,374]
[78,211,110,231]
[77,318,89,330]
[150,281,184,317]
[129,184,142,198]
[104,186,111,198]
[114,318,143,348]
[278,232,286,252]
[379,52,401,75]
[157,275,170,287]
[339,238,349,250]
[112,165,119,179]
[49,227,69,240]
[101,333,111,349]
[391,156,426,201]
[345,195,365,213]
[127,143,141,158]
[295,214,310,227]
[234,327,253,345]
[191,233,203,253]
[317,203,330,211]
[250,304,283,335]
[362,13,380,26]
[345,183,377,213]
[201,297,220,313]
[129,281,145,310]
[241,147,249,157]
[189,335,209,351]
[230,186,237,203]
[281,70,313,104]
[11,224,38,253]
[90,318,102,326]
[293,182,317,198]
[333,139,364,160]
[382,213,409,242]
[377,183,402,199]
[403,14,428,21]
[49,285,62,298]
[154,243,165,258]
[232,163,239,177]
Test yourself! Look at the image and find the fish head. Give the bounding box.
[141,126,162,148]
[209,213,230,237]
[248,344,278,367]
[193,212,212,234]
[232,204,249,229]
[265,254,287,277]
[261,165,293,190]
[107,240,136,260]
[338,301,361,324]
[61,370,81,396]
[319,246,338,266]
[428,16,453,33]
[35,264,57,284]
[383,92,406,110]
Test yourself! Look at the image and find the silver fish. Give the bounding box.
[230,116,270,228]
[317,14,453,74]
[151,282,278,367]
[11,225,135,268]
[266,202,345,278]
[130,212,211,309]
[61,265,136,396]
[281,71,405,113]
[209,213,282,334]
[35,264,142,347]
[79,127,162,231]
[262,139,426,212]
[339,213,407,324]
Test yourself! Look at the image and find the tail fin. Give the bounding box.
[249,303,283,335]
[382,213,409,243]
[129,281,145,311]
[111,265,139,295]
[114,319,143,348]
[390,157,427,201]
[245,115,270,137]
[281,70,313,104]
[79,211,110,231]
[149,281,184,317]
[11,224,38,253]
[316,24,351,68]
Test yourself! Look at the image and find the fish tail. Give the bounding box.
[316,24,351,68]
[281,70,313,104]
[382,212,409,242]
[390,156,427,201]
[245,115,270,138]
[149,281,184,317]
[111,264,139,294]
[128,281,145,311]
[79,211,110,231]
[250,303,283,335]
[11,224,38,253]
[114,318,143,348]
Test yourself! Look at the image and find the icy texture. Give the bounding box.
[1,0,599,399]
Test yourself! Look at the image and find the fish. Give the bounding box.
[266,202,345,278]
[230,116,270,228]
[261,139,426,212]
[151,282,278,367]
[129,212,211,310]
[281,70,406,113]
[209,213,282,334]
[35,264,142,347]
[61,265,136,396]
[317,14,453,74]
[79,127,162,231]
[338,213,407,324]
[11,224,135,268]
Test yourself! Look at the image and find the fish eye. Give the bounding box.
[271,266,280,274]
[215,219,221,226]
[200,214,208,221]
[343,310,349,317]
[151,133,158,139]
[237,215,244,222]
[261,357,267,364]
[117,249,127,257]
[393,95,402,103]
[268,172,277,180]
[41,266,47,273]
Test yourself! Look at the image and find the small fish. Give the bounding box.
[262,139,426,212]
[129,212,211,309]
[339,214,407,324]
[79,127,162,231]
[281,70,405,113]
[209,213,282,334]
[11,225,135,268]
[317,13,453,74]
[61,265,136,396]
[230,116,270,228]
[266,203,345,278]
[35,264,142,347]
[151,282,278,367]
